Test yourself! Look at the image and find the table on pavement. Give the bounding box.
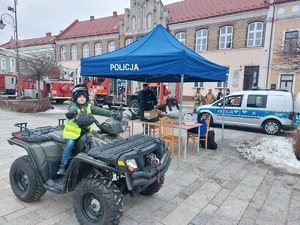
[125,119,201,159]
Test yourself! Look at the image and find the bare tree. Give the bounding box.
[20,56,62,101]
[272,32,300,74]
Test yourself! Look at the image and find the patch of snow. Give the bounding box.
[236,137,300,174]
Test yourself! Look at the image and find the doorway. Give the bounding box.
[243,66,260,90]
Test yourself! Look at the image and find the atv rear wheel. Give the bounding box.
[73,175,123,225]
[140,175,165,196]
[9,155,46,202]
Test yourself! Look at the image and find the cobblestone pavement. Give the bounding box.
[0,109,299,225]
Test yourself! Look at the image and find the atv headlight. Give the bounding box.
[126,159,137,172]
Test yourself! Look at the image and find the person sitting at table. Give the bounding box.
[187,113,208,137]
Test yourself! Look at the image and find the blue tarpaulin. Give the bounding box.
[81,25,226,82]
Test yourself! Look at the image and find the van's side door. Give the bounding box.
[214,94,244,125]
[239,94,267,128]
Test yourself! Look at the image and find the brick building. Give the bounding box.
[1,0,299,99]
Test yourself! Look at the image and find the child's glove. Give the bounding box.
[65,109,78,119]
[76,115,96,128]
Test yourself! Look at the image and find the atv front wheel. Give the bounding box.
[73,175,123,225]
[9,155,46,202]
[140,175,165,196]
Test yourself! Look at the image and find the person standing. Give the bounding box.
[193,88,202,110]
[216,88,223,100]
[137,83,157,118]
[205,89,215,104]
[226,88,231,96]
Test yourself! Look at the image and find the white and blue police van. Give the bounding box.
[197,89,299,135]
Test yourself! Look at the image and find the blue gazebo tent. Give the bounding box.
[81,24,227,168]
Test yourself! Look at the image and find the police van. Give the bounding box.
[197,89,298,135]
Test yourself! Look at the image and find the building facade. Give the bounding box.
[268,0,300,97]
[1,0,299,99]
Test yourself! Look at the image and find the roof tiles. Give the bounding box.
[1,34,56,49]
[56,14,122,40]
[165,0,269,24]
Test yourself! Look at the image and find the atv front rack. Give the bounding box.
[12,119,65,142]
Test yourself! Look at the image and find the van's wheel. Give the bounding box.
[128,99,139,116]
[74,176,123,225]
[263,120,281,135]
[140,175,165,196]
[9,155,46,202]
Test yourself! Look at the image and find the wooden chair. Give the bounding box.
[187,115,211,150]
[159,117,183,158]
[120,121,131,137]
[123,125,131,137]
[149,125,160,137]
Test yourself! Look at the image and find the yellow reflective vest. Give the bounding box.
[63,104,92,139]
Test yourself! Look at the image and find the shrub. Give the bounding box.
[0,98,53,113]
[293,129,300,160]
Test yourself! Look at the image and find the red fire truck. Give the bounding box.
[83,77,180,114]
[0,74,17,98]
[49,80,74,103]
[16,76,74,103]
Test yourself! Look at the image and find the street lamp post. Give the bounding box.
[0,0,21,100]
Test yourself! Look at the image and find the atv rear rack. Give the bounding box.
[12,119,65,142]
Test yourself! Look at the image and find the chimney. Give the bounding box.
[113,11,117,16]
[90,16,95,20]
[46,32,51,37]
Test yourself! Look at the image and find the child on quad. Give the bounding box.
[57,84,118,175]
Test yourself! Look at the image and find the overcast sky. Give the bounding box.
[0,0,182,45]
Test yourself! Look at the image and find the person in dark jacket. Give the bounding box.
[216,88,223,100]
[137,83,157,118]
[57,84,113,175]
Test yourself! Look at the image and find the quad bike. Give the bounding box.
[7,114,171,225]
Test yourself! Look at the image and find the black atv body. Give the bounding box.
[8,118,171,225]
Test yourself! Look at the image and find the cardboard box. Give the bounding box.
[144,109,161,119]
[184,113,198,125]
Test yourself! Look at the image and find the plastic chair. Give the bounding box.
[187,115,211,150]
[159,117,182,158]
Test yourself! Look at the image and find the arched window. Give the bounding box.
[292,5,299,13]
[277,7,284,14]
[82,44,89,58]
[195,29,208,52]
[94,42,102,56]
[137,3,146,30]
[60,46,66,61]
[71,45,77,60]
[219,26,233,49]
[108,41,116,52]
[247,22,263,47]
[175,32,186,45]
[125,38,133,46]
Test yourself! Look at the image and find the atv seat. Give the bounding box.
[49,130,66,143]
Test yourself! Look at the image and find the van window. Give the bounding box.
[247,95,267,108]
[225,95,243,107]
